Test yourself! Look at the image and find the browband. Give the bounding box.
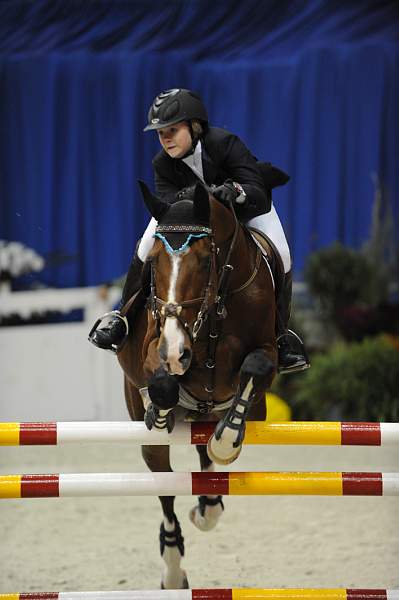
[155,224,212,235]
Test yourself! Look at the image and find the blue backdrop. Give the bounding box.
[0,0,398,286]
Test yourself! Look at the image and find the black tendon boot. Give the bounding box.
[89,252,144,352]
[276,270,310,374]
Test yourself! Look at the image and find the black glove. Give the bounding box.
[211,181,238,205]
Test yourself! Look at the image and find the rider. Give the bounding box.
[90,88,309,374]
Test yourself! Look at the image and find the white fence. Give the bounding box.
[0,286,126,421]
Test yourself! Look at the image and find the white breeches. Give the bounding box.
[137,204,291,273]
[137,217,157,262]
[246,204,291,273]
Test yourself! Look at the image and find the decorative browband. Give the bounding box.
[155,224,212,235]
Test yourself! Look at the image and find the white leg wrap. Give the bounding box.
[247,204,291,273]
[161,518,187,590]
[137,217,157,262]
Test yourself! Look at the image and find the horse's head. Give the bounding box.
[139,181,233,376]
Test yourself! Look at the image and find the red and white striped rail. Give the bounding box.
[1,471,399,498]
[1,421,399,446]
[1,588,399,599]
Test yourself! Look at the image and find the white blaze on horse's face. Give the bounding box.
[160,250,191,375]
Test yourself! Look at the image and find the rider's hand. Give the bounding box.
[211,181,238,205]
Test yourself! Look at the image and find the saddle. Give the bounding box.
[247,226,286,305]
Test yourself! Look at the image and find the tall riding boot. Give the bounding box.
[276,270,310,374]
[89,251,144,352]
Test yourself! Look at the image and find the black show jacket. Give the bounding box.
[152,126,273,221]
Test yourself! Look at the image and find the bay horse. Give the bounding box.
[118,181,278,589]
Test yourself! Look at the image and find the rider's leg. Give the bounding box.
[89,218,157,351]
[246,206,309,374]
[247,204,291,273]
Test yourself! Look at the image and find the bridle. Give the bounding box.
[149,206,240,344]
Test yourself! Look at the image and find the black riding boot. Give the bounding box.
[276,270,310,374]
[89,252,144,351]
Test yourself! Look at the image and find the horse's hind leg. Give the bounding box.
[141,444,188,590]
[189,445,224,532]
[208,348,275,464]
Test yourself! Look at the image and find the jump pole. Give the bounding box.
[1,589,398,599]
[1,471,399,498]
[1,421,399,446]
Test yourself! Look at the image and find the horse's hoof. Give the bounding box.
[206,434,242,465]
[189,504,223,531]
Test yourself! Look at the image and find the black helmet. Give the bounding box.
[144,88,208,132]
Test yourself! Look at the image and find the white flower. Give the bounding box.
[0,240,45,278]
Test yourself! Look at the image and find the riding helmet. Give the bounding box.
[143,88,208,132]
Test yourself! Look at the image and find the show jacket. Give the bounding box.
[152,126,287,221]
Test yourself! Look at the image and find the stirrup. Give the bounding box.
[88,310,129,354]
[277,329,310,375]
[277,328,304,345]
[278,359,310,375]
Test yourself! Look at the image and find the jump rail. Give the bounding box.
[1,471,399,498]
[1,421,399,446]
[1,589,398,599]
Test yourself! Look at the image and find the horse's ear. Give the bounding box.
[193,182,210,224]
[137,180,168,220]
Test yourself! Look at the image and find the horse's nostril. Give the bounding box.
[180,349,192,364]
[159,342,168,362]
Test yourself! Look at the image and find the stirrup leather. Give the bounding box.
[88,310,129,354]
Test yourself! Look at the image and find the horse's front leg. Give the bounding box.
[144,366,180,433]
[207,348,276,464]
[141,444,188,590]
[189,445,224,531]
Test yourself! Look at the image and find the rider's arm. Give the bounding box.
[218,132,270,221]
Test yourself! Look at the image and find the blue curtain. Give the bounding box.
[0,0,398,286]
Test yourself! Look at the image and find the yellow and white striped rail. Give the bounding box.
[1,420,398,446]
[1,588,398,599]
[1,471,399,498]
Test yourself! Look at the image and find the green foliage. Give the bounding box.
[273,337,399,421]
[304,242,388,319]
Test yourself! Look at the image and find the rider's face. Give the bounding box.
[158,122,192,158]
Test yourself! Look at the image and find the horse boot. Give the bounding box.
[89,252,144,352]
[276,270,310,374]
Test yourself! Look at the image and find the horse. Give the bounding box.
[118,181,278,589]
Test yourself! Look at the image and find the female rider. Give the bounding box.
[90,88,309,374]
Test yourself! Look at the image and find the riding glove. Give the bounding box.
[211,181,239,205]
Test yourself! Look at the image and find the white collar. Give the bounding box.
[183,139,202,162]
[182,141,204,182]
